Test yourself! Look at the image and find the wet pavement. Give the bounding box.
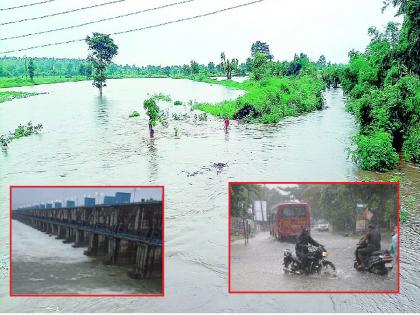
[231,230,397,292]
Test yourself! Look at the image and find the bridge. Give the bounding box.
[12,201,163,279]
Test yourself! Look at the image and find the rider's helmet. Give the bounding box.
[368,224,375,230]
[301,226,310,236]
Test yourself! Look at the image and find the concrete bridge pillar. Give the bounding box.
[73,229,88,248]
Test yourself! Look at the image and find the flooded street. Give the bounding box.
[231,230,396,292]
[0,78,419,312]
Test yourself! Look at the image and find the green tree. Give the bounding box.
[251,52,268,80]
[317,55,327,68]
[27,59,35,82]
[251,41,273,61]
[143,97,160,137]
[190,60,200,75]
[220,52,238,79]
[85,33,118,95]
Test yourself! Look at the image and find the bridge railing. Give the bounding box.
[13,213,162,247]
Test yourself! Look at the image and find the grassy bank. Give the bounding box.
[0,76,90,88]
[194,75,325,123]
[0,91,39,104]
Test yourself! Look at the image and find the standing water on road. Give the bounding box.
[0,79,418,312]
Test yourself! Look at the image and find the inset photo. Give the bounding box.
[229,182,399,294]
[10,186,164,297]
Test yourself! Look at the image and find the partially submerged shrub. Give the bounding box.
[129,110,140,118]
[403,126,420,164]
[1,121,43,150]
[351,130,399,171]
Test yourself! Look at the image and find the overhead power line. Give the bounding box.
[0,0,128,26]
[0,0,265,55]
[0,0,195,41]
[0,0,58,11]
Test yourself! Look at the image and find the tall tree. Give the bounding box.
[190,60,200,75]
[251,52,268,80]
[220,52,238,79]
[27,59,35,82]
[85,33,118,95]
[251,41,273,61]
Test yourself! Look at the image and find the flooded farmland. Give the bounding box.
[0,79,419,312]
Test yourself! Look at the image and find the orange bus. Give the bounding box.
[269,202,311,241]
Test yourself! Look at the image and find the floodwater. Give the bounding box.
[231,230,397,292]
[11,220,161,295]
[0,78,419,312]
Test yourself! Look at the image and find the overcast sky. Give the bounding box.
[12,187,162,209]
[0,0,400,66]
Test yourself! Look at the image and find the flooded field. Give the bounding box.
[231,230,397,292]
[0,78,418,312]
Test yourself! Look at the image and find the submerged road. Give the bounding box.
[231,230,397,292]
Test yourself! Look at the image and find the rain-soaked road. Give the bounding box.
[231,230,397,292]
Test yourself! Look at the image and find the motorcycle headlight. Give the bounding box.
[322,252,328,257]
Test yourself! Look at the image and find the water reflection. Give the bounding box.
[94,95,110,124]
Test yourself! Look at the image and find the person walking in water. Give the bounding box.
[224,117,230,133]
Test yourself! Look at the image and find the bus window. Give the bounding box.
[282,206,306,217]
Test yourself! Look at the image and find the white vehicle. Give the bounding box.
[317,222,329,232]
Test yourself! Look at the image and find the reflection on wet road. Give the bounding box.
[231,230,397,292]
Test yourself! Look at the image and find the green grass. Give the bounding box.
[0,91,39,103]
[0,76,90,88]
[194,75,325,123]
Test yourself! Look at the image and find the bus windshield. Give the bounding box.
[281,205,306,217]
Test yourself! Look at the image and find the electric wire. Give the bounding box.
[0,0,265,55]
[0,0,195,41]
[0,0,58,11]
[0,0,128,26]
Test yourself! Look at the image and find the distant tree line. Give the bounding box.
[230,184,398,232]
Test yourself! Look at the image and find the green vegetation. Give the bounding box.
[143,97,160,136]
[85,33,119,95]
[174,100,183,106]
[129,111,140,118]
[336,0,420,171]
[196,75,324,123]
[231,183,398,231]
[351,131,400,171]
[151,93,172,102]
[1,122,43,150]
[0,91,38,104]
[27,59,35,82]
[220,52,238,80]
[0,76,90,88]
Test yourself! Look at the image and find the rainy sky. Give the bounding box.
[11,187,163,209]
[0,0,400,65]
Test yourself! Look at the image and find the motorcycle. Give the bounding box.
[354,239,393,275]
[283,245,336,275]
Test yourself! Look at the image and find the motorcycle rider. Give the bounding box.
[357,224,381,268]
[295,226,322,273]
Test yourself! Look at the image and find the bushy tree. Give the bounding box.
[85,33,118,95]
[220,52,238,79]
[28,59,35,81]
[251,52,268,80]
[143,97,160,137]
[251,41,273,61]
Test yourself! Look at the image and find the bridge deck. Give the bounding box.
[13,214,162,247]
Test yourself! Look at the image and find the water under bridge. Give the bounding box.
[12,201,163,279]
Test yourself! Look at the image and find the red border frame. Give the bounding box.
[228,181,400,294]
[9,185,165,297]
